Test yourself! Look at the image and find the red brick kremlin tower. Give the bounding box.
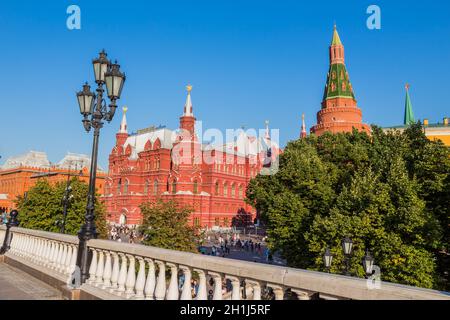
[310,25,370,136]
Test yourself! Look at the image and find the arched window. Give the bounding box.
[231,184,235,197]
[144,180,149,194]
[172,180,177,194]
[123,179,129,195]
[215,181,219,196]
[153,180,158,195]
[117,179,122,194]
[193,180,198,194]
[223,183,228,197]
[239,185,243,198]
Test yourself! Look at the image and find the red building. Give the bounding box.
[310,26,370,136]
[103,86,279,228]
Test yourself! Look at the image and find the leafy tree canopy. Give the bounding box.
[15,178,107,238]
[138,199,200,253]
[246,123,450,290]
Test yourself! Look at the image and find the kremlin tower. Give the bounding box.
[310,26,370,136]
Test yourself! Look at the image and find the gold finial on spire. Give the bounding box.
[123,106,128,114]
[302,113,305,120]
[186,84,192,93]
[405,83,410,90]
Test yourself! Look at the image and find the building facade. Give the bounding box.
[310,26,370,136]
[103,87,279,228]
[0,151,106,212]
[383,85,450,146]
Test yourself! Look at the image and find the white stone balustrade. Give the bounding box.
[2,226,78,285]
[81,238,450,300]
[1,226,449,300]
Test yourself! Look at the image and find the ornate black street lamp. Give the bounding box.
[342,237,353,276]
[362,249,375,278]
[75,50,125,283]
[323,247,333,273]
[59,163,82,234]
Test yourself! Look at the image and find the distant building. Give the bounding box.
[0,151,106,212]
[383,85,450,146]
[310,25,370,136]
[103,86,280,228]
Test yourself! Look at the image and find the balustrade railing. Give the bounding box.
[84,239,450,300]
[4,226,78,284]
[1,226,449,300]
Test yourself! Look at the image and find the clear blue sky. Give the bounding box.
[1,0,449,168]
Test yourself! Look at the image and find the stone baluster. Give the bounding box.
[116,253,127,296]
[30,237,37,261]
[63,245,73,275]
[209,272,223,300]
[59,244,68,273]
[166,263,179,300]
[246,280,262,300]
[102,251,112,289]
[154,261,166,300]
[134,257,146,299]
[55,243,63,270]
[88,249,98,284]
[25,236,33,260]
[95,250,105,286]
[47,240,55,269]
[292,289,311,300]
[268,284,284,300]
[36,239,44,265]
[68,245,78,275]
[15,234,24,256]
[109,252,120,292]
[43,240,51,267]
[226,276,241,300]
[193,269,207,300]
[179,266,192,300]
[144,258,156,300]
[125,254,136,298]
[51,242,59,269]
[22,235,29,258]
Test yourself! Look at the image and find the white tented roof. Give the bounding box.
[1,151,51,170]
[56,152,104,172]
[123,128,176,157]
[203,131,279,157]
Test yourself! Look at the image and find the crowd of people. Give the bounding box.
[108,225,139,244]
[202,232,273,262]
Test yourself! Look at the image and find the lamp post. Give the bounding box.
[342,237,353,276]
[75,50,126,283]
[323,247,333,273]
[60,163,82,234]
[362,249,375,278]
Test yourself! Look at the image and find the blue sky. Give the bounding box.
[1,0,449,168]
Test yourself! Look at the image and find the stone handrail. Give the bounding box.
[1,226,449,300]
[84,238,450,300]
[0,225,6,246]
[4,226,79,285]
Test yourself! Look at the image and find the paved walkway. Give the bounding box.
[0,263,63,300]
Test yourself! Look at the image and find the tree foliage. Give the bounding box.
[246,123,450,290]
[138,200,200,253]
[15,178,108,238]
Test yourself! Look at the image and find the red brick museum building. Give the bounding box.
[103,86,280,228]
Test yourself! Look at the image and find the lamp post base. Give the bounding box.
[76,225,97,283]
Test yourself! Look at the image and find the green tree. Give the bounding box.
[15,178,107,238]
[138,199,200,253]
[247,124,449,290]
